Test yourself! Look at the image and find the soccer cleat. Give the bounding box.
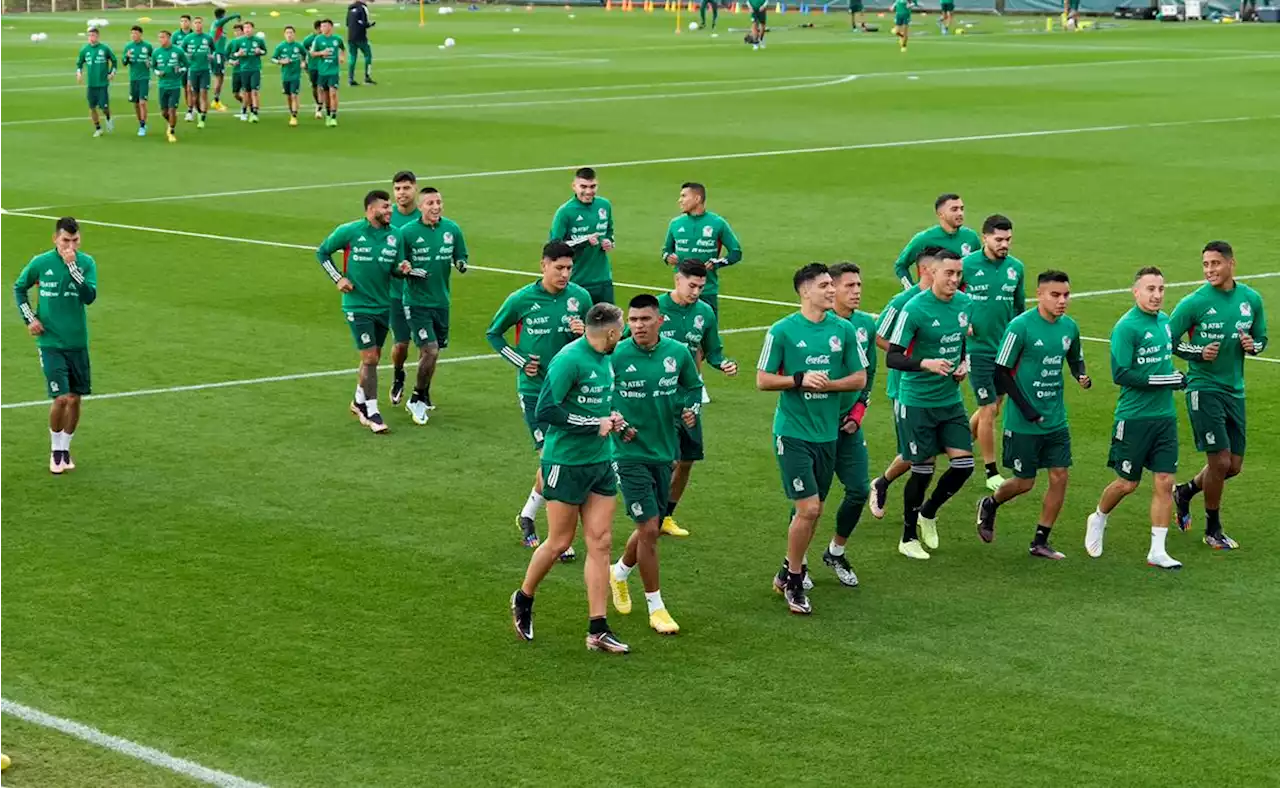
[367,412,389,434]
[62,452,75,471]
[365,78,377,85]
[249,114,260,124]
[184,110,194,122]
[424,393,436,410]
[137,126,147,137]
[1085,512,1107,558]
[976,496,997,543]
[649,608,679,634]
[610,570,632,615]
[1029,542,1066,560]
[516,516,539,548]
[784,585,812,615]
[510,591,533,641]
[92,129,104,138]
[350,400,370,426]
[49,452,63,475]
[772,574,787,595]
[390,374,406,406]
[166,132,177,143]
[802,566,814,591]
[289,116,298,127]
[821,549,859,587]
[559,545,576,563]
[349,79,359,87]
[1173,483,1194,531]
[869,476,889,519]
[1146,552,1182,570]
[898,539,930,560]
[330,117,339,127]
[104,117,113,132]
[660,516,689,537]
[314,107,324,119]
[196,118,205,129]
[919,515,939,550]
[701,388,711,405]
[586,630,630,654]
[985,473,1006,493]
[237,112,248,121]
[212,100,226,111]
[1204,532,1239,550]
[406,398,430,425]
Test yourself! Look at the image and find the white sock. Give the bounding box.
[365,399,380,416]
[1094,508,1108,523]
[1150,526,1167,554]
[63,431,74,451]
[613,559,633,581]
[50,429,61,452]
[520,490,545,521]
[354,386,367,405]
[828,539,844,557]
[645,590,664,614]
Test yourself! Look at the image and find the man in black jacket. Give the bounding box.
[345,0,376,86]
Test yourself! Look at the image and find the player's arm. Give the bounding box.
[315,224,351,285]
[893,236,919,289]
[452,226,469,272]
[535,359,602,433]
[993,325,1040,423]
[660,225,676,266]
[548,204,570,244]
[1110,324,1184,389]
[714,221,743,268]
[12,262,40,330]
[701,308,730,370]
[106,46,119,77]
[485,294,529,370]
[75,47,86,81]
[1244,293,1267,356]
[676,346,704,413]
[1166,297,1208,361]
[856,328,877,408]
[827,324,868,392]
[69,256,97,305]
[1066,325,1090,386]
[875,301,899,351]
[1014,268,1026,315]
[756,325,796,391]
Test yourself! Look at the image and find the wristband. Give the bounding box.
[850,402,867,427]
[793,372,805,390]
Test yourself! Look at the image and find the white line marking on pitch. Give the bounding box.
[1,698,269,788]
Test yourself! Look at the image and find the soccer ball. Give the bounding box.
[689,21,699,30]
[444,37,456,47]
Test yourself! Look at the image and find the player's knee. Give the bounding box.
[638,520,661,543]
[1046,468,1068,490]
[360,348,381,365]
[422,343,440,361]
[948,455,975,480]
[1152,473,1175,498]
[1206,450,1232,476]
[1226,456,1243,478]
[794,496,823,522]
[845,481,870,507]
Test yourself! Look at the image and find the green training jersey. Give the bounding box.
[611,336,702,464]
[893,224,981,288]
[889,288,973,408]
[758,311,866,444]
[995,310,1083,434]
[13,250,99,350]
[536,338,616,466]
[315,220,402,314]
[875,284,927,402]
[486,281,592,397]
[181,31,214,73]
[1109,306,1180,420]
[661,211,742,297]
[961,250,1025,356]
[272,40,306,80]
[386,206,421,303]
[122,41,154,81]
[75,43,118,87]
[213,12,241,40]
[395,217,468,309]
[171,28,190,52]
[301,33,320,68]
[230,34,266,72]
[152,45,188,90]
[748,0,768,10]
[1168,282,1268,397]
[310,34,344,77]
[657,292,725,367]
[550,195,614,288]
[835,309,878,411]
[893,0,912,15]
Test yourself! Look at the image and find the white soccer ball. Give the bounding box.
[444,37,456,47]
[689,21,699,30]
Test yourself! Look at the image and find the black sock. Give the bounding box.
[1182,479,1202,499]
[1034,524,1052,546]
[103,108,111,119]
[985,462,999,478]
[412,388,426,402]
[514,589,533,608]
[902,466,933,541]
[920,458,976,519]
[1205,508,1222,535]
[665,501,678,517]
[787,571,804,591]
[94,121,101,129]
[394,368,406,385]
[588,616,609,635]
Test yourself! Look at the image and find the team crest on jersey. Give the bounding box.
[1063,336,1072,351]
[419,329,428,340]
[1007,267,1017,280]
[631,502,644,517]
[694,315,705,330]
[961,243,973,255]
[958,312,969,328]
[1121,460,1132,474]
[791,478,805,492]
[664,356,677,373]
[1013,459,1022,472]
[567,297,581,313]
[829,335,842,352]
[702,226,714,238]
[443,232,454,244]
[598,208,607,220]
[1241,302,1252,316]
[386,237,396,246]
[857,327,869,345]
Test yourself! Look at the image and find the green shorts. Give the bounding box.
[316,73,340,90]
[775,435,837,502]
[345,311,389,351]
[890,398,907,457]
[895,12,911,26]
[1002,427,1071,479]
[579,281,615,306]
[968,353,1001,407]
[542,460,618,506]
[1068,0,1081,9]
[1108,417,1179,481]
[307,68,320,86]
[834,427,869,494]
[617,461,672,523]
[940,1,955,10]
[159,87,182,110]
[282,78,300,96]
[751,8,767,23]
[897,401,973,462]
[231,72,244,93]
[849,0,863,10]
[405,305,450,349]
[678,416,704,462]
[389,304,412,345]
[39,347,91,398]
[1186,390,1246,456]
[519,393,548,451]
[128,79,149,103]
[699,293,719,316]
[212,56,226,76]
[188,70,211,92]
[239,71,261,92]
[85,85,109,109]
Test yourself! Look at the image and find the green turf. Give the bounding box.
[2,6,1279,787]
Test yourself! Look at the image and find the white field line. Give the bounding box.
[1,698,269,788]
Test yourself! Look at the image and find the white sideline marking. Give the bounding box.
[0,698,269,788]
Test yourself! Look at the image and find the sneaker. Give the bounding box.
[559,545,576,563]
[364,77,377,85]
[249,114,260,124]
[92,129,104,138]
[166,132,177,143]
[660,516,689,537]
[1085,511,1107,558]
[772,574,787,595]
[701,388,711,405]
[1173,483,1194,531]
[184,110,194,122]
[289,116,298,127]
[784,585,812,615]
[821,549,859,587]
[610,570,632,615]
[919,515,939,550]
[49,452,63,475]
[869,476,889,519]
[314,108,325,120]
[238,112,248,122]
[510,591,533,641]
[1029,542,1066,560]
[61,452,75,471]
[212,100,226,111]
[104,117,113,132]
[985,473,1006,493]
[1203,531,1239,550]
[390,374,406,406]
[649,608,679,634]
[898,539,930,560]
[329,117,339,127]
[350,400,370,426]
[406,397,429,425]
[349,79,359,86]
[367,412,389,434]
[586,630,630,654]
[196,118,205,129]
[424,393,436,410]
[976,496,997,543]
[1146,551,1182,570]
[137,126,147,137]
[516,516,539,548]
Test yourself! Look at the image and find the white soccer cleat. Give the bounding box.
[407,398,430,425]
[1146,552,1182,570]
[919,515,939,550]
[104,117,114,132]
[92,128,104,137]
[1085,512,1107,558]
[184,110,194,122]
[701,388,711,405]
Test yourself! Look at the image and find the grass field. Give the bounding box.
[2,4,1279,786]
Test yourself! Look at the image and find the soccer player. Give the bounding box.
[821,262,878,586]
[1170,241,1268,550]
[510,303,629,654]
[893,0,914,51]
[396,187,469,424]
[76,27,117,138]
[231,21,266,123]
[549,166,616,305]
[976,270,1090,559]
[1085,267,1187,569]
[272,26,307,126]
[180,16,214,128]
[661,182,742,316]
[757,263,867,614]
[747,0,768,48]
[310,19,345,127]
[122,26,153,137]
[172,14,194,118]
[698,0,719,29]
[210,9,240,110]
[885,250,976,560]
[302,20,324,119]
[868,249,939,521]
[609,295,702,635]
[1064,0,1080,30]
[387,170,422,407]
[345,0,376,86]
[212,8,241,42]
[226,22,248,120]
[13,217,98,475]
[655,260,738,536]
[939,0,955,34]
[961,214,1026,492]
[849,0,868,31]
[315,190,413,435]
[486,242,591,552]
[893,193,982,289]
[152,30,188,144]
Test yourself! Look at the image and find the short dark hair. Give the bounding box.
[194,16,204,22]
[232,23,243,32]
[313,20,323,29]
[586,302,624,329]
[933,250,962,262]
[284,25,296,32]
[676,259,708,279]
[243,20,254,28]
[1037,270,1070,286]
[982,214,1013,235]
[180,13,191,20]
[828,261,861,279]
[793,263,829,293]
[214,7,226,18]
[131,24,142,32]
[935,193,961,210]
[419,186,439,196]
[1134,266,1163,281]
[321,18,334,25]
[575,167,597,180]
[392,170,417,185]
[1203,240,1234,259]
[542,241,574,261]
[364,189,390,208]
[55,216,79,236]
[629,294,661,311]
[681,182,706,202]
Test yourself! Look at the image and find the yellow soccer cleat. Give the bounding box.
[919,515,939,549]
[661,516,689,537]
[1,753,9,770]
[166,132,177,143]
[649,608,680,635]
[289,116,298,127]
[898,539,931,560]
[610,571,632,615]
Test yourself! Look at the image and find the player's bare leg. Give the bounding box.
[774,495,821,614]
[970,399,1005,490]
[664,460,694,536]
[613,516,677,633]
[417,341,439,405]
[512,497,579,641]
[1176,450,1241,548]
[1144,472,1180,567]
[354,346,388,433]
[48,394,77,473]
